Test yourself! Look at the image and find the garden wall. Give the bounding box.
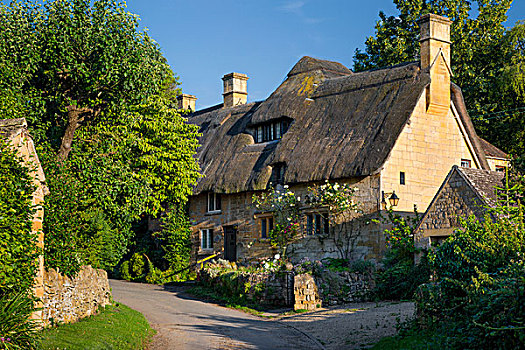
[42,265,112,327]
[200,260,374,310]
[199,263,294,307]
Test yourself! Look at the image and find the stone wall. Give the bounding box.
[42,265,111,327]
[0,118,47,320]
[189,175,384,264]
[294,274,321,311]
[199,262,294,307]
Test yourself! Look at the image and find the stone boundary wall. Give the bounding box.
[200,264,294,307]
[42,265,112,327]
[294,274,322,311]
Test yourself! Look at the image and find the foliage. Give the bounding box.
[0,142,38,298]
[127,97,201,215]
[40,303,154,350]
[353,0,525,156]
[156,206,193,275]
[374,210,430,300]
[306,181,361,261]
[412,174,525,348]
[0,0,202,276]
[0,292,41,350]
[42,138,150,275]
[0,0,174,161]
[252,185,301,258]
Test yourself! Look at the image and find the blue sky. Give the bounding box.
[111,1,523,109]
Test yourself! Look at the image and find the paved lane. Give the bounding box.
[110,279,320,350]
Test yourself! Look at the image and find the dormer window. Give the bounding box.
[254,118,290,143]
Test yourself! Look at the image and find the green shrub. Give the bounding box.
[374,210,430,300]
[417,211,525,349]
[0,292,41,350]
[158,208,192,275]
[0,142,39,298]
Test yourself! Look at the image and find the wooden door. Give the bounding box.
[223,226,237,262]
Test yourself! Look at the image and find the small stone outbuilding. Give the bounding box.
[415,165,506,249]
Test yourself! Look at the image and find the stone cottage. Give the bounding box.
[414,165,506,250]
[185,14,503,264]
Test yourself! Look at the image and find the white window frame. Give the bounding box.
[207,192,221,213]
[200,228,213,250]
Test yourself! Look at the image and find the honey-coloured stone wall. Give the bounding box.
[189,175,385,264]
[381,93,479,213]
[42,265,111,327]
[294,274,321,311]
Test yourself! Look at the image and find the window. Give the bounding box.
[254,119,290,143]
[461,159,471,168]
[306,213,329,236]
[260,216,274,239]
[207,192,221,212]
[200,229,213,250]
[271,163,286,185]
[400,172,406,185]
[495,165,506,172]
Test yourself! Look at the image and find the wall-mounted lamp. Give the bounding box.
[381,191,400,210]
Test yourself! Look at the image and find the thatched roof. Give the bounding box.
[189,56,489,194]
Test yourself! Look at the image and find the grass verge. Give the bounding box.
[40,303,154,350]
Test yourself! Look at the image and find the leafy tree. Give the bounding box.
[353,0,525,155]
[0,0,174,161]
[0,142,39,298]
[0,0,201,276]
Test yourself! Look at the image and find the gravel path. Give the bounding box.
[277,302,415,349]
[110,279,414,350]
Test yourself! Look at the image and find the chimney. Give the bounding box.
[418,14,452,116]
[177,94,197,111]
[222,72,248,108]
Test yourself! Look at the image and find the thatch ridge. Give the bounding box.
[287,56,352,77]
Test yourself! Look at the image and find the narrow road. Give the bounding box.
[110,279,320,350]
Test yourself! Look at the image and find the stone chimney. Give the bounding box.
[222,72,248,108]
[418,14,452,116]
[177,94,197,111]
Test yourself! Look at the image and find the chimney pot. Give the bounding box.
[177,94,197,111]
[222,72,248,108]
[418,13,452,116]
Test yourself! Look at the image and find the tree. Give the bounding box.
[0,0,174,161]
[353,0,525,156]
[0,0,201,276]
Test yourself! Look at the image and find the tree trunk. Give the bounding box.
[57,105,83,162]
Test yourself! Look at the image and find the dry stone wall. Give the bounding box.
[42,265,111,327]
[294,274,322,311]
